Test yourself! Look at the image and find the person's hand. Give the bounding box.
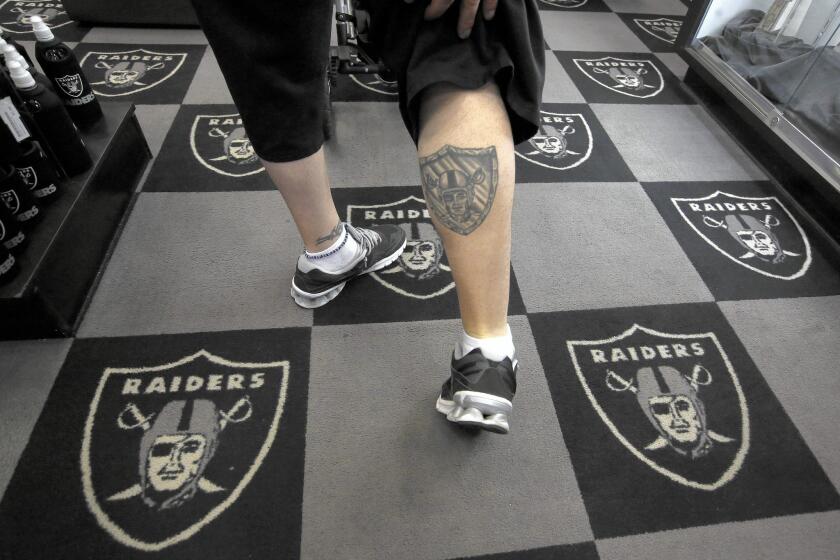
[404,0,498,39]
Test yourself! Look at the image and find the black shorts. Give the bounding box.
[191,0,544,163]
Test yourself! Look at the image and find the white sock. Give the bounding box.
[303,224,361,273]
[454,324,515,362]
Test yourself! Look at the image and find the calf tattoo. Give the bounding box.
[419,145,498,235]
[315,221,344,246]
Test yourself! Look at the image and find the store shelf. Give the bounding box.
[0,102,150,339]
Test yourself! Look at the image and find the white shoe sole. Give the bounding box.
[436,390,512,434]
[290,238,407,309]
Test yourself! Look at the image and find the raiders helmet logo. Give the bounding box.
[1,189,20,214]
[515,111,592,170]
[190,114,264,178]
[80,49,188,97]
[574,56,664,99]
[54,73,84,98]
[634,17,682,44]
[16,166,36,189]
[81,350,289,551]
[349,73,398,96]
[673,191,811,280]
[568,324,749,490]
[347,195,455,299]
[0,1,71,34]
[539,0,589,7]
[419,145,498,236]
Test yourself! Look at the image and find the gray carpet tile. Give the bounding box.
[720,296,840,489]
[597,510,840,560]
[133,104,181,158]
[591,104,768,182]
[543,50,587,104]
[0,339,72,496]
[183,48,235,105]
[303,317,592,559]
[78,191,312,337]
[511,182,713,312]
[541,11,650,51]
[81,27,208,45]
[602,0,688,15]
[655,52,689,81]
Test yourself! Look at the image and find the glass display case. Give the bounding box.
[684,0,840,190]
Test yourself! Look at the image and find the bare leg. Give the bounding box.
[418,82,514,338]
[261,146,342,252]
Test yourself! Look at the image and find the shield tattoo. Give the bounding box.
[539,0,588,7]
[1,189,20,214]
[516,111,592,170]
[55,74,84,98]
[80,49,188,97]
[634,17,682,44]
[420,145,498,236]
[574,56,664,99]
[0,1,71,34]
[349,73,398,96]
[347,195,455,299]
[190,114,264,178]
[568,324,749,490]
[16,166,36,189]
[673,191,812,280]
[81,350,289,551]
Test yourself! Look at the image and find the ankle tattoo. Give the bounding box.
[419,145,498,236]
[315,222,344,246]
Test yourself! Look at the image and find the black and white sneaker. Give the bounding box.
[291,223,406,308]
[435,348,518,434]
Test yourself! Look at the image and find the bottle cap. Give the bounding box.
[30,16,54,42]
[7,60,36,89]
[2,44,29,70]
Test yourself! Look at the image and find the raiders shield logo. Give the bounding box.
[347,195,455,299]
[673,191,812,280]
[16,166,36,189]
[419,145,498,236]
[55,73,84,98]
[515,111,592,170]
[574,57,664,99]
[349,73,398,96]
[634,17,682,44]
[539,0,588,7]
[568,324,749,490]
[190,114,264,178]
[80,49,188,97]
[81,350,289,551]
[1,189,20,214]
[0,1,71,34]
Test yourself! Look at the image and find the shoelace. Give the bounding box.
[345,223,381,256]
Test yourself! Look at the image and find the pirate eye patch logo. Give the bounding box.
[347,195,455,299]
[634,17,682,44]
[80,49,188,97]
[516,111,592,170]
[574,57,664,99]
[567,324,749,490]
[54,73,83,97]
[0,1,70,33]
[350,73,398,96]
[673,191,811,280]
[420,145,498,236]
[191,114,264,178]
[81,350,289,551]
[1,189,20,214]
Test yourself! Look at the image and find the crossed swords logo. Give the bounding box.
[524,124,581,160]
[106,397,252,505]
[592,66,656,91]
[91,60,165,89]
[702,213,799,263]
[205,126,257,165]
[2,6,66,27]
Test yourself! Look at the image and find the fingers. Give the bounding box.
[424,0,456,20]
[482,0,498,20]
[457,0,481,39]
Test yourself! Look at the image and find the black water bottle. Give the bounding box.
[8,60,92,176]
[0,31,33,67]
[3,44,55,93]
[0,163,40,228]
[14,140,60,204]
[32,16,102,128]
[0,246,19,284]
[0,201,26,254]
[0,90,29,163]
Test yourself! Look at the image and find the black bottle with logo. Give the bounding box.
[31,16,102,128]
[3,43,55,93]
[0,90,28,163]
[0,245,19,284]
[14,140,60,204]
[0,200,26,255]
[0,163,40,228]
[0,31,33,67]
[8,60,92,176]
